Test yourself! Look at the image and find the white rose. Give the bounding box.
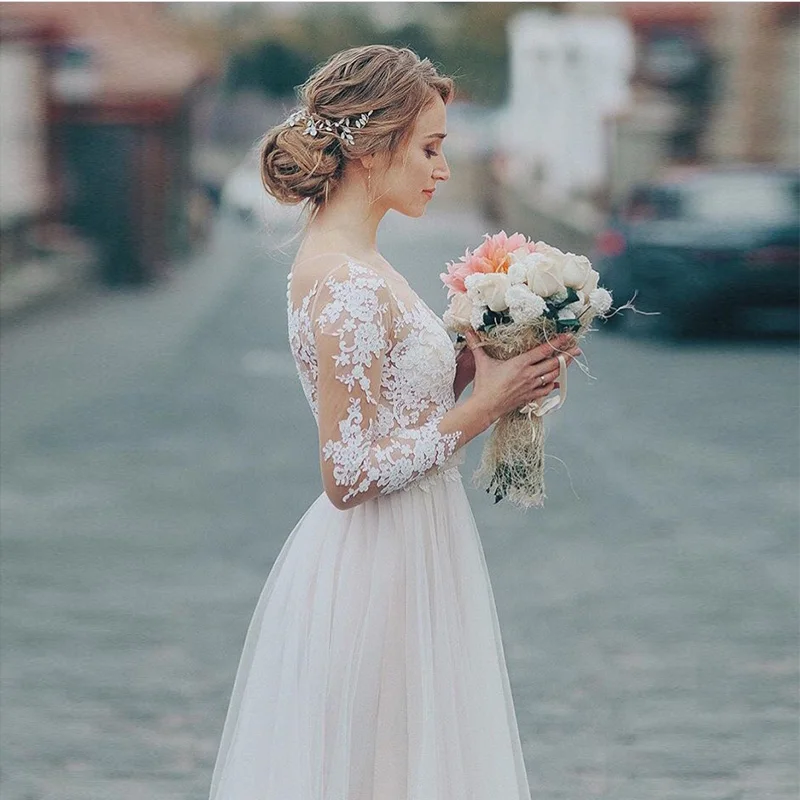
[464,272,510,312]
[577,269,600,306]
[581,269,600,294]
[442,292,472,330]
[510,245,531,263]
[533,242,567,260]
[506,283,547,324]
[589,287,613,314]
[562,253,592,290]
[520,252,566,298]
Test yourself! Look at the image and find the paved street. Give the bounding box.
[1,205,797,800]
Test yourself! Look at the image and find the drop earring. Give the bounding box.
[367,168,372,201]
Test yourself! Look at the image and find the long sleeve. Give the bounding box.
[312,262,462,510]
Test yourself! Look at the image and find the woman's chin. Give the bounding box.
[394,207,426,219]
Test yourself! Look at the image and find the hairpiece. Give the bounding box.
[284,108,374,146]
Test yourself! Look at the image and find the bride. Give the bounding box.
[208,44,582,799]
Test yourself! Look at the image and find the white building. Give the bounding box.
[506,11,635,200]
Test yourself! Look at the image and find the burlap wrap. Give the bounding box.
[468,310,597,508]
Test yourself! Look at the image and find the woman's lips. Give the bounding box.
[422,189,435,198]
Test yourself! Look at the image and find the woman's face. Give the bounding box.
[373,94,450,217]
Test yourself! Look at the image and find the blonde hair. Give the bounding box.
[259,45,454,210]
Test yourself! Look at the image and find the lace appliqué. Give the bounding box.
[314,267,389,405]
[287,273,319,417]
[288,261,462,504]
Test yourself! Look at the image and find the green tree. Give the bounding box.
[224,39,314,98]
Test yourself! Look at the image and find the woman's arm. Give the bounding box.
[315,263,478,511]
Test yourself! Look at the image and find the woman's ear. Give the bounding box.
[358,154,375,172]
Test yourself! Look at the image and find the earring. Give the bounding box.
[367,168,372,200]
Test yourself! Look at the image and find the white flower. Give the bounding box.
[470,304,488,330]
[506,283,547,324]
[507,261,527,285]
[557,306,579,321]
[464,272,510,312]
[533,241,567,259]
[442,292,472,330]
[516,252,566,298]
[576,269,600,306]
[510,245,531,262]
[589,287,613,314]
[562,253,593,290]
[580,268,600,294]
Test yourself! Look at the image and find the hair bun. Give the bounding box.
[260,122,343,206]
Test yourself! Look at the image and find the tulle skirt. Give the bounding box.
[208,468,532,799]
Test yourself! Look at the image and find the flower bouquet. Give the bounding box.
[441,231,626,508]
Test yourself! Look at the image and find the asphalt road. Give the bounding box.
[1,206,797,800]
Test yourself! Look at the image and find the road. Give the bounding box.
[1,206,797,800]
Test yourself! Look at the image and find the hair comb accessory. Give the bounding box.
[284,108,374,145]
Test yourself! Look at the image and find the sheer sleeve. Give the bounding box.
[311,262,462,510]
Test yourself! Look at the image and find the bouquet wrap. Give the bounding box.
[468,313,596,508]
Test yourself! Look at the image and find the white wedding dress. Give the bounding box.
[208,257,532,799]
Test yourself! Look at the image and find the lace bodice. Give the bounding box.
[287,259,464,508]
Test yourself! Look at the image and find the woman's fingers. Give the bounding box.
[464,330,488,360]
[530,347,580,378]
[520,334,576,366]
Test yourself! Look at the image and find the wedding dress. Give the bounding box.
[208,257,532,799]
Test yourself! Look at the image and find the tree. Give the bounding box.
[224,40,314,98]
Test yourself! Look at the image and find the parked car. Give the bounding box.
[593,165,799,336]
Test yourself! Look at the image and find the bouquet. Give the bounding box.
[441,231,626,508]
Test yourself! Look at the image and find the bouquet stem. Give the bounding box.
[475,412,548,507]
[469,319,592,509]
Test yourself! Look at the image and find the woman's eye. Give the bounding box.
[425,148,438,158]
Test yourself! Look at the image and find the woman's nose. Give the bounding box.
[434,155,450,182]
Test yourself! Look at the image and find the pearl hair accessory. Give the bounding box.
[284,108,374,146]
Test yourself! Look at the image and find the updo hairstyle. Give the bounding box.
[259,45,454,208]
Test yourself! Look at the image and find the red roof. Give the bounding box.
[0,2,209,102]
[621,2,715,28]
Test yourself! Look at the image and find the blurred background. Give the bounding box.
[1,3,797,799]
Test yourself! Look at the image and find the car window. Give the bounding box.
[679,174,799,224]
[622,186,681,221]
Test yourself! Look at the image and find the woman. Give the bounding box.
[209,45,582,799]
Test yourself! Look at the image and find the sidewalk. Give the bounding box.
[0,248,98,323]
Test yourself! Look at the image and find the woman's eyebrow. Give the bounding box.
[425,132,447,140]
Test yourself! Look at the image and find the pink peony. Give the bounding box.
[440,231,536,297]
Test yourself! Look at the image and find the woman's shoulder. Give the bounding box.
[289,251,402,305]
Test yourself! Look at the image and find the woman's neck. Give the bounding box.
[301,178,387,258]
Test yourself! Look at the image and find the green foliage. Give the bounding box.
[224,40,314,98]
[479,308,513,332]
[220,3,565,104]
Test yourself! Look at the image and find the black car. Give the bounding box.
[593,165,800,336]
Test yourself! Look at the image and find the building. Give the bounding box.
[0,2,212,296]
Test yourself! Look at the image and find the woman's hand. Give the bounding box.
[464,330,582,422]
[453,341,476,401]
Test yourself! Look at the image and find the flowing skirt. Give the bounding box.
[208,470,532,799]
